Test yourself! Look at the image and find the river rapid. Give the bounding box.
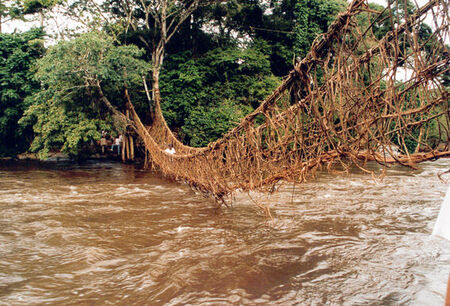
[0,159,449,305]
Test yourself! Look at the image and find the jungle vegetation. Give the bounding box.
[0,0,446,158]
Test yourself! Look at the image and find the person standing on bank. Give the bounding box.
[111,135,122,155]
[100,131,108,154]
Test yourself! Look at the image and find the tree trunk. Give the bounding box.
[130,136,134,160]
[152,68,161,108]
[121,138,126,161]
[39,10,44,28]
[125,109,131,161]
[125,134,130,160]
[150,51,165,122]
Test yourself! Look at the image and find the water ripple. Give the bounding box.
[0,159,449,304]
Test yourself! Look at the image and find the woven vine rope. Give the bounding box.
[124,0,449,202]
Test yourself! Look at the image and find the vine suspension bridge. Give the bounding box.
[104,0,449,203]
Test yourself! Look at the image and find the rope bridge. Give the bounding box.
[124,0,449,202]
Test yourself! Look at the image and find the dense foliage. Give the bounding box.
[0,28,44,156]
[19,32,150,158]
[160,44,279,146]
[0,0,445,158]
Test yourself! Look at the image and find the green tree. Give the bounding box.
[160,41,279,146]
[0,1,22,33]
[20,0,62,28]
[182,100,250,147]
[0,28,44,156]
[207,0,346,76]
[69,0,212,112]
[294,0,346,58]
[54,0,351,148]
[19,31,150,159]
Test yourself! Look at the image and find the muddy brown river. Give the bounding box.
[0,159,449,305]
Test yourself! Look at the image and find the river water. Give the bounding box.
[0,159,449,305]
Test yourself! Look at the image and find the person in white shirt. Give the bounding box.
[164,143,176,155]
[111,135,123,154]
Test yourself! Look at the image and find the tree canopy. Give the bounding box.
[19,32,150,158]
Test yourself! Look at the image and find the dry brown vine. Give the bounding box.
[122,0,449,202]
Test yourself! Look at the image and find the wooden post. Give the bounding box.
[125,134,130,160]
[121,136,126,162]
[130,136,135,161]
[124,109,131,161]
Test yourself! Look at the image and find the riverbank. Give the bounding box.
[0,152,125,163]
